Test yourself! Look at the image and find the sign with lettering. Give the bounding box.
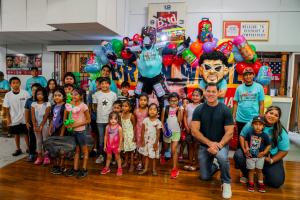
[223,21,269,41]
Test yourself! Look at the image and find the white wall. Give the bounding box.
[0,45,54,89]
[126,0,300,52]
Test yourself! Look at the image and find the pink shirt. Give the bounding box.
[72,103,88,132]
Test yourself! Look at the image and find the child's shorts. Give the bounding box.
[163,131,181,143]
[246,157,265,170]
[9,123,27,135]
[73,131,87,146]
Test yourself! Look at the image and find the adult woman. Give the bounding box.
[234,106,290,188]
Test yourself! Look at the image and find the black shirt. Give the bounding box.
[192,102,234,144]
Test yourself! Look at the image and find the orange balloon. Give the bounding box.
[190,41,203,58]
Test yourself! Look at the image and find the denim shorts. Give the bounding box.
[73,130,87,146]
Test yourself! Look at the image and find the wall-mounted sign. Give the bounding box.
[6,54,42,75]
[148,2,186,31]
[223,21,269,41]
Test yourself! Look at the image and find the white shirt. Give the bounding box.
[166,107,181,133]
[31,102,51,126]
[3,89,29,126]
[93,91,117,123]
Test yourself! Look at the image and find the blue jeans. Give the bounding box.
[73,130,87,146]
[97,123,107,155]
[198,144,231,183]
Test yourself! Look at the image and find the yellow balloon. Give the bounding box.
[264,95,272,109]
[228,53,234,64]
[217,38,231,46]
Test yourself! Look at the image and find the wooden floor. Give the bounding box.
[0,158,300,200]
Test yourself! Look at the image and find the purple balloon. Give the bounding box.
[203,41,216,53]
[233,35,246,46]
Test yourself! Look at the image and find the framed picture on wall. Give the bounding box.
[6,54,42,75]
[223,21,270,41]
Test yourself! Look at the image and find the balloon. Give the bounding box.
[132,33,143,45]
[228,53,235,64]
[84,64,100,73]
[203,41,216,53]
[198,18,213,43]
[249,43,256,52]
[256,65,273,86]
[162,55,174,66]
[111,39,123,57]
[235,62,248,75]
[182,49,198,68]
[121,50,132,60]
[251,60,262,75]
[264,95,272,108]
[173,55,185,66]
[233,35,255,61]
[89,72,101,80]
[232,46,244,62]
[216,40,233,57]
[190,41,203,58]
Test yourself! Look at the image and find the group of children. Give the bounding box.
[3,71,272,192]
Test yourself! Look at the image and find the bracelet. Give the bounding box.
[270,158,273,165]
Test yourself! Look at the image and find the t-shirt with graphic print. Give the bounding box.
[93,91,117,123]
[244,130,271,158]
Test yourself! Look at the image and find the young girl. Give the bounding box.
[161,92,183,179]
[179,97,190,162]
[134,93,149,170]
[47,88,67,175]
[31,87,51,165]
[101,112,123,176]
[121,100,136,172]
[183,89,203,171]
[46,79,58,105]
[139,103,162,176]
[64,88,91,178]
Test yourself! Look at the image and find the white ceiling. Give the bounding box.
[0,23,121,45]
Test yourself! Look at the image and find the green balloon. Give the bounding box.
[249,44,256,52]
[89,72,101,80]
[111,39,123,57]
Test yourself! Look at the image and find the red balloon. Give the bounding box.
[236,62,248,75]
[162,55,174,66]
[132,34,143,43]
[251,60,262,75]
[190,41,203,58]
[167,43,177,50]
[173,55,185,66]
[121,50,132,60]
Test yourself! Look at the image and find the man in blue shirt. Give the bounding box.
[0,71,10,93]
[232,67,265,147]
[25,67,47,96]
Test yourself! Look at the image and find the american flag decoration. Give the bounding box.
[261,57,281,82]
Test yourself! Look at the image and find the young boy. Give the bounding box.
[242,116,271,193]
[24,83,42,161]
[161,92,183,179]
[93,77,117,164]
[112,100,123,114]
[117,81,135,110]
[64,83,74,95]
[3,77,30,156]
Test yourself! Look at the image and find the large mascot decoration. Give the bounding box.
[135,26,169,109]
[199,50,229,102]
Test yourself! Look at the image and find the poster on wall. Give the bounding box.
[223,21,269,41]
[148,2,186,44]
[6,54,42,75]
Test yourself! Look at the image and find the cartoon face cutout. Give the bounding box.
[200,59,229,84]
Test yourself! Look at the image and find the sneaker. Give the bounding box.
[222,183,232,199]
[50,166,62,175]
[116,168,123,176]
[101,167,111,175]
[65,168,78,177]
[248,182,255,192]
[34,157,43,165]
[95,155,104,164]
[27,154,35,162]
[43,156,51,165]
[240,176,248,184]
[138,169,148,175]
[77,169,88,179]
[170,168,179,179]
[258,183,266,193]
[160,156,166,165]
[178,155,184,162]
[12,149,22,156]
[136,162,143,171]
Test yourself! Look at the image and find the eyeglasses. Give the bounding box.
[201,64,223,72]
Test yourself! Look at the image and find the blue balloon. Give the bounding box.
[256,65,272,86]
[232,46,244,62]
[93,46,103,57]
[84,64,100,73]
